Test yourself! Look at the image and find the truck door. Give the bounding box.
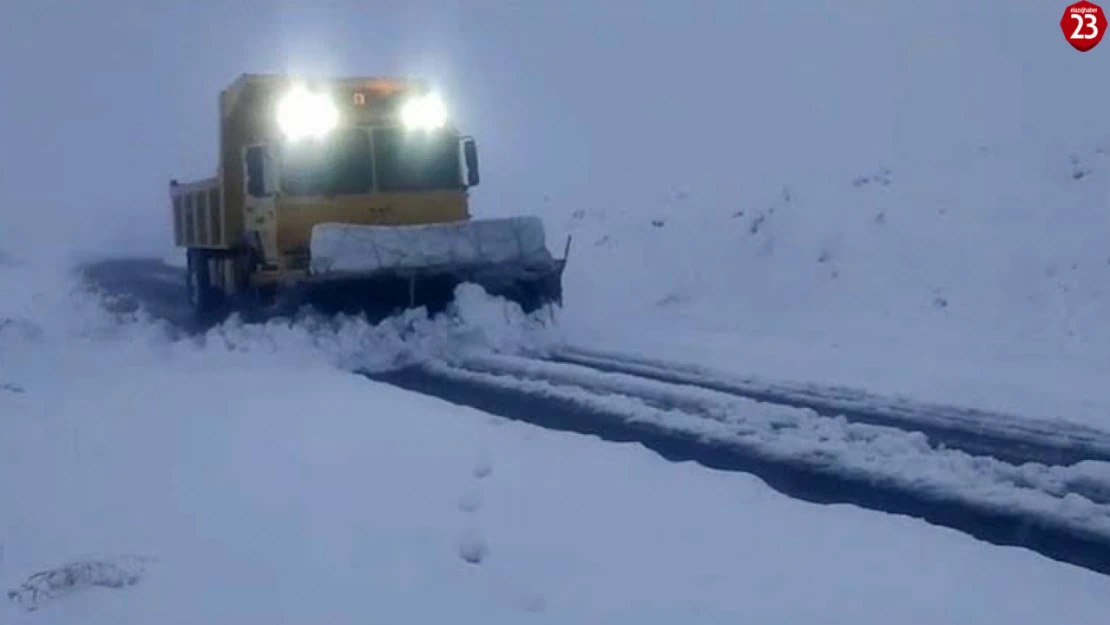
[243,144,278,265]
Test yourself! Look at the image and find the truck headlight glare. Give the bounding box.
[401,93,447,131]
[277,85,338,140]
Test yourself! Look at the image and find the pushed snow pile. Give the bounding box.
[200,283,562,373]
[310,216,554,275]
[1,248,562,395]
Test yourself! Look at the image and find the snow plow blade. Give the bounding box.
[283,216,567,318]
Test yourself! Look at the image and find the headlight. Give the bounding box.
[400,92,447,131]
[277,85,338,140]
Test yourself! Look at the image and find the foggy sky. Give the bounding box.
[0,0,1103,260]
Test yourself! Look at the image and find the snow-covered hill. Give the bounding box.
[551,136,1110,427]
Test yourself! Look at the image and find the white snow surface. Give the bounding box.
[4,260,1110,623]
[544,134,1110,429]
[310,215,554,275]
[4,1,1110,621]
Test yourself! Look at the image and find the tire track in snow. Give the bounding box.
[551,345,1110,468]
[367,360,1110,578]
[459,353,1110,507]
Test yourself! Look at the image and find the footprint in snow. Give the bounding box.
[516,591,547,614]
[458,490,483,513]
[458,528,489,565]
[472,453,493,479]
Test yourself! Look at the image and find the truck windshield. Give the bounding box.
[280,128,373,196]
[372,127,462,192]
[278,127,461,195]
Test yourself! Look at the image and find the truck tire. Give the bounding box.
[186,248,224,326]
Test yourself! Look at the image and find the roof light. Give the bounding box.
[401,93,447,131]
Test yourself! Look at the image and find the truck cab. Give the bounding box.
[241,81,481,273]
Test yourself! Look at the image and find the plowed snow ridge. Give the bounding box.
[436,354,1110,541]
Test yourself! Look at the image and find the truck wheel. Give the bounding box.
[186,248,224,326]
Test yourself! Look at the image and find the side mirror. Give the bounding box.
[462,137,480,187]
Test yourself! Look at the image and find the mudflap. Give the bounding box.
[271,258,566,322]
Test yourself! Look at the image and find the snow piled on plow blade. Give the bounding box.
[309,216,555,275]
[304,216,567,315]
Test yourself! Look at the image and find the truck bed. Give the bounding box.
[170,177,228,249]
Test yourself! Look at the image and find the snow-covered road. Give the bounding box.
[75,257,1110,578]
[373,357,1110,578]
[81,257,1110,465]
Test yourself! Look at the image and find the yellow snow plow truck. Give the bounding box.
[170,73,567,325]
